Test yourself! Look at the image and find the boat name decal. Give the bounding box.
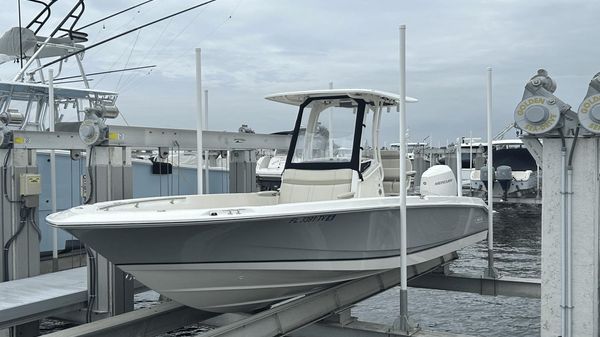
[288,215,336,224]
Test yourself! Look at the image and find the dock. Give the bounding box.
[0,268,86,330]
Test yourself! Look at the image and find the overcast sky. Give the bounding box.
[1,0,599,146]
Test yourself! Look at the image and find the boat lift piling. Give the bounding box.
[455,139,462,196]
[485,67,496,278]
[394,24,415,335]
[49,69,59,273]
[82,146,135,320]
[204,89,210,195]
[0,147,41,337]
[195,48,204,195]
[512,69,600,336]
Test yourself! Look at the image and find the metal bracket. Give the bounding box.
[520,136,543,167]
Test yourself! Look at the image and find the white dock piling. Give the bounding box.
[486,67,495,277]
[195,48,204,195]
[396,23,412,334]
[541,137,599,336]
[49,69,58,270]
[204,89,210,194]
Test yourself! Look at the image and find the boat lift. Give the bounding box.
[0,123,539,336]
[0,119,544,337]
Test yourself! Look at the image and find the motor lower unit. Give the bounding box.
[496,165,513,200]
[479,165,494,191]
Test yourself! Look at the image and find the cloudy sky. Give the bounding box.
[1,0,598,146]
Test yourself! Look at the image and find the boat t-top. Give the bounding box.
[47,89,489,313]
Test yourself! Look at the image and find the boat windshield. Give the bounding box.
[291,98,359,164]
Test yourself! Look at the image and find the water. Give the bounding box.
[40,205,542,336]
[353,205,542,336]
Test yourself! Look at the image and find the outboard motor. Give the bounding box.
[479,165,494,191]
[420,165,457,196]
[496,165,513,200]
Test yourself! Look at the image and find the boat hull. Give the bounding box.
[62,203,487,266]
[121,231,486,312]
[48,196,488,312]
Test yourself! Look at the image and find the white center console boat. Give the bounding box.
[47,89,488,313]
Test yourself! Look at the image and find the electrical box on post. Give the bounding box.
[19,173,41,196]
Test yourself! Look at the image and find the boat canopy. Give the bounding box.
[265,89,418,107]
[0,27,85,62]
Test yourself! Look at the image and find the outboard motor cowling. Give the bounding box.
[496,165,513,200]
[480,165,494,191]
[420,165,457,196]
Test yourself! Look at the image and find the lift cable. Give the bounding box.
[116,30,142,91]
[150,0,242,77]
[117,16,175,90]
[59,0,155,37]
[118,0,233,94]
[37,64,156,82]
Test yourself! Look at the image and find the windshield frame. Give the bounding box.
[284,95,366,171]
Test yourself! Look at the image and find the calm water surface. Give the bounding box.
[41,205,542,336]
[353,205,541,336]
